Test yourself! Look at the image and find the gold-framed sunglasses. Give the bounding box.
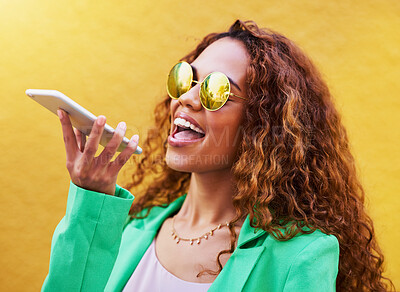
[166,61,246,111]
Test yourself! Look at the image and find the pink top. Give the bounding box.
[122,239,213,291]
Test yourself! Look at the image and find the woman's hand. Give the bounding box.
[57,109,139,196]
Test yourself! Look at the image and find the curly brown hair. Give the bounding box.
[125,20,395,291]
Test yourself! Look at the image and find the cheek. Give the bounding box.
[204,121,243,168]
[206,117,243,152]
[169,100,179,125]
[170,99,179,112]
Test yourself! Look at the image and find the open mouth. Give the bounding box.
[172,125,206,140]
[171,117,206,141]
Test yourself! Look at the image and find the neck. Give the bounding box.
[176,168,238,228]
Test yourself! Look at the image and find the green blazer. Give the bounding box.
[42,182,339,291]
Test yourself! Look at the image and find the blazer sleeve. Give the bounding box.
[41,181,134,292]
[283,234,340,292]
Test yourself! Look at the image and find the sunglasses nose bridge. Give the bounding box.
[177,82,203,111]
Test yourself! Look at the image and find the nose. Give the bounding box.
[178,85,202,111]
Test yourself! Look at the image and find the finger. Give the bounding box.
[109,134,139,174]
[82,116,106,163]
[57,109,78,160]
[73,128,86,152]
[97,121,127,165]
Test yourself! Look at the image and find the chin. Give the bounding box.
[165,147,234,174]
[165,149,196,173]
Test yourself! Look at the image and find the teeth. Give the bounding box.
[173,117,205,134]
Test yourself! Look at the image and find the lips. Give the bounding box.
[168,112,206,147]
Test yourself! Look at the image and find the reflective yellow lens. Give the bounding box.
[166,62,193,99]
[200,72,230,111]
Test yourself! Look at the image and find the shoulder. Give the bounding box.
[243,229,339,291]
[258,229,340,285]
[267,228,338,249]
[277,231,340,291]
[263,229,339,262]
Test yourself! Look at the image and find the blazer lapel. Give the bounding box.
[209,215,268,292]
[106,195,187,291]
[209,246,265,291]
[108,196,269,292]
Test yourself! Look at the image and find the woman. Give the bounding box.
[42,20,395,291]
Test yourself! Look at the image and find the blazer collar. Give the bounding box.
[237,215,267,247]
[137,194,269,291]
[110,194,269,291]
[209,215,268,291]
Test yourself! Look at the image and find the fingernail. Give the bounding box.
[118,122,126,130]
[131,134,139,143]
[97,116,106,126]
[57,109,63,118]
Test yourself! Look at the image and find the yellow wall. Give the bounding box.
[0,0,398,290]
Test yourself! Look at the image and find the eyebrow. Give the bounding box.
[191,65,242,92]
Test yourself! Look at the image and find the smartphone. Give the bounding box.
[26,89,142,154]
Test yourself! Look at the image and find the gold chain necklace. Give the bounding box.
[171,215,230,245]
